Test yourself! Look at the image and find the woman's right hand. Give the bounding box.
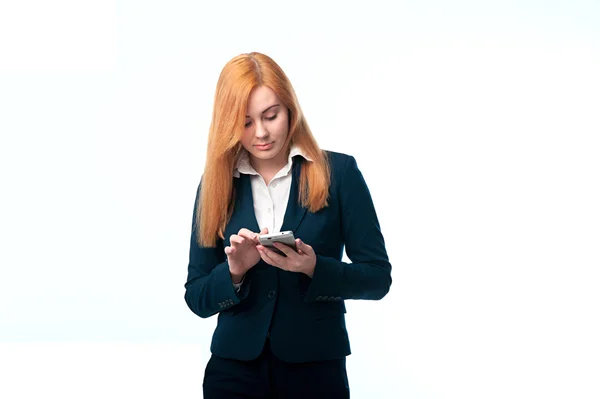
[225,227,268,283]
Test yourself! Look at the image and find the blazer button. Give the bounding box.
[268,290,276,299]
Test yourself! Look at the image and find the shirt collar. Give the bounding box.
[233,144,312,178]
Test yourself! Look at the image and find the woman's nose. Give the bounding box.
[254,121,268,138]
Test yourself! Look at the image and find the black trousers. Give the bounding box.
[202,339,350,399]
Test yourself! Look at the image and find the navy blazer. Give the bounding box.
[184,151,392,363]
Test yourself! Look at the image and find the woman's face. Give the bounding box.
[241,85,290,167]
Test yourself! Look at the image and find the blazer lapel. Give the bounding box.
[231,173,260,234]
[230,156,307,235]
[280,156,308,233]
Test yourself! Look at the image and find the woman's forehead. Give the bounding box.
[246,86,281,115]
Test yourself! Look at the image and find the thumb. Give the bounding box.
[296,238,310,253]
[253,227,268,243]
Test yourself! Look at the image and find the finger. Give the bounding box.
[257,245,276,260]
[259,245,288,268]
[230,235,245,246]
[253,227,269,244]
[261,251,284,269]
[296,238,314,255]
[238,231,257,242]
[224,246,235,255]
[273,242,295,257]
[237,228,258,242]
[238,227,266,238]
[257,246,275,266]
[240,227,269,244]
[237,228,255,237]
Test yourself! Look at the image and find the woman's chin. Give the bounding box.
[251,146,282,160]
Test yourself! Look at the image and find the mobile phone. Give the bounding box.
[258,230,297,256]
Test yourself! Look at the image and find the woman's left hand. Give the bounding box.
[257,238,317,278]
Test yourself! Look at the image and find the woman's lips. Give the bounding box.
[254,142,274,151]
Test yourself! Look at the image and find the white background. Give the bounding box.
[1,1,599,398]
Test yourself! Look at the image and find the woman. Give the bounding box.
[184,52,392,399]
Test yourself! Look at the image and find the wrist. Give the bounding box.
[229,269,245,284]
[303,261,316,279]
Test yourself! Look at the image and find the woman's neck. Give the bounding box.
[250,147,289,185]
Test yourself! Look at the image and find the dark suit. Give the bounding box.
[184,150,392,366]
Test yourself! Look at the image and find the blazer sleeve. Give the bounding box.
[305,155,392,301]
[184,184,250,318]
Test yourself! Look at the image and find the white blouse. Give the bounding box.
[233,145,312,234]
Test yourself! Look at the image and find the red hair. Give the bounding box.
[197,52,330,247]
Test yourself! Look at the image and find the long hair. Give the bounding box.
[196,52,331,247]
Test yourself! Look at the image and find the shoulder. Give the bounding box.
[323,150,356,173]
[321,150,363,192]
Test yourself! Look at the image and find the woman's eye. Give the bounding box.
[265,114,277,121]
[244,121,252,128]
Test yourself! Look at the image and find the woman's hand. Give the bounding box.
[225,227,268,283]
[257,238,317,278]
